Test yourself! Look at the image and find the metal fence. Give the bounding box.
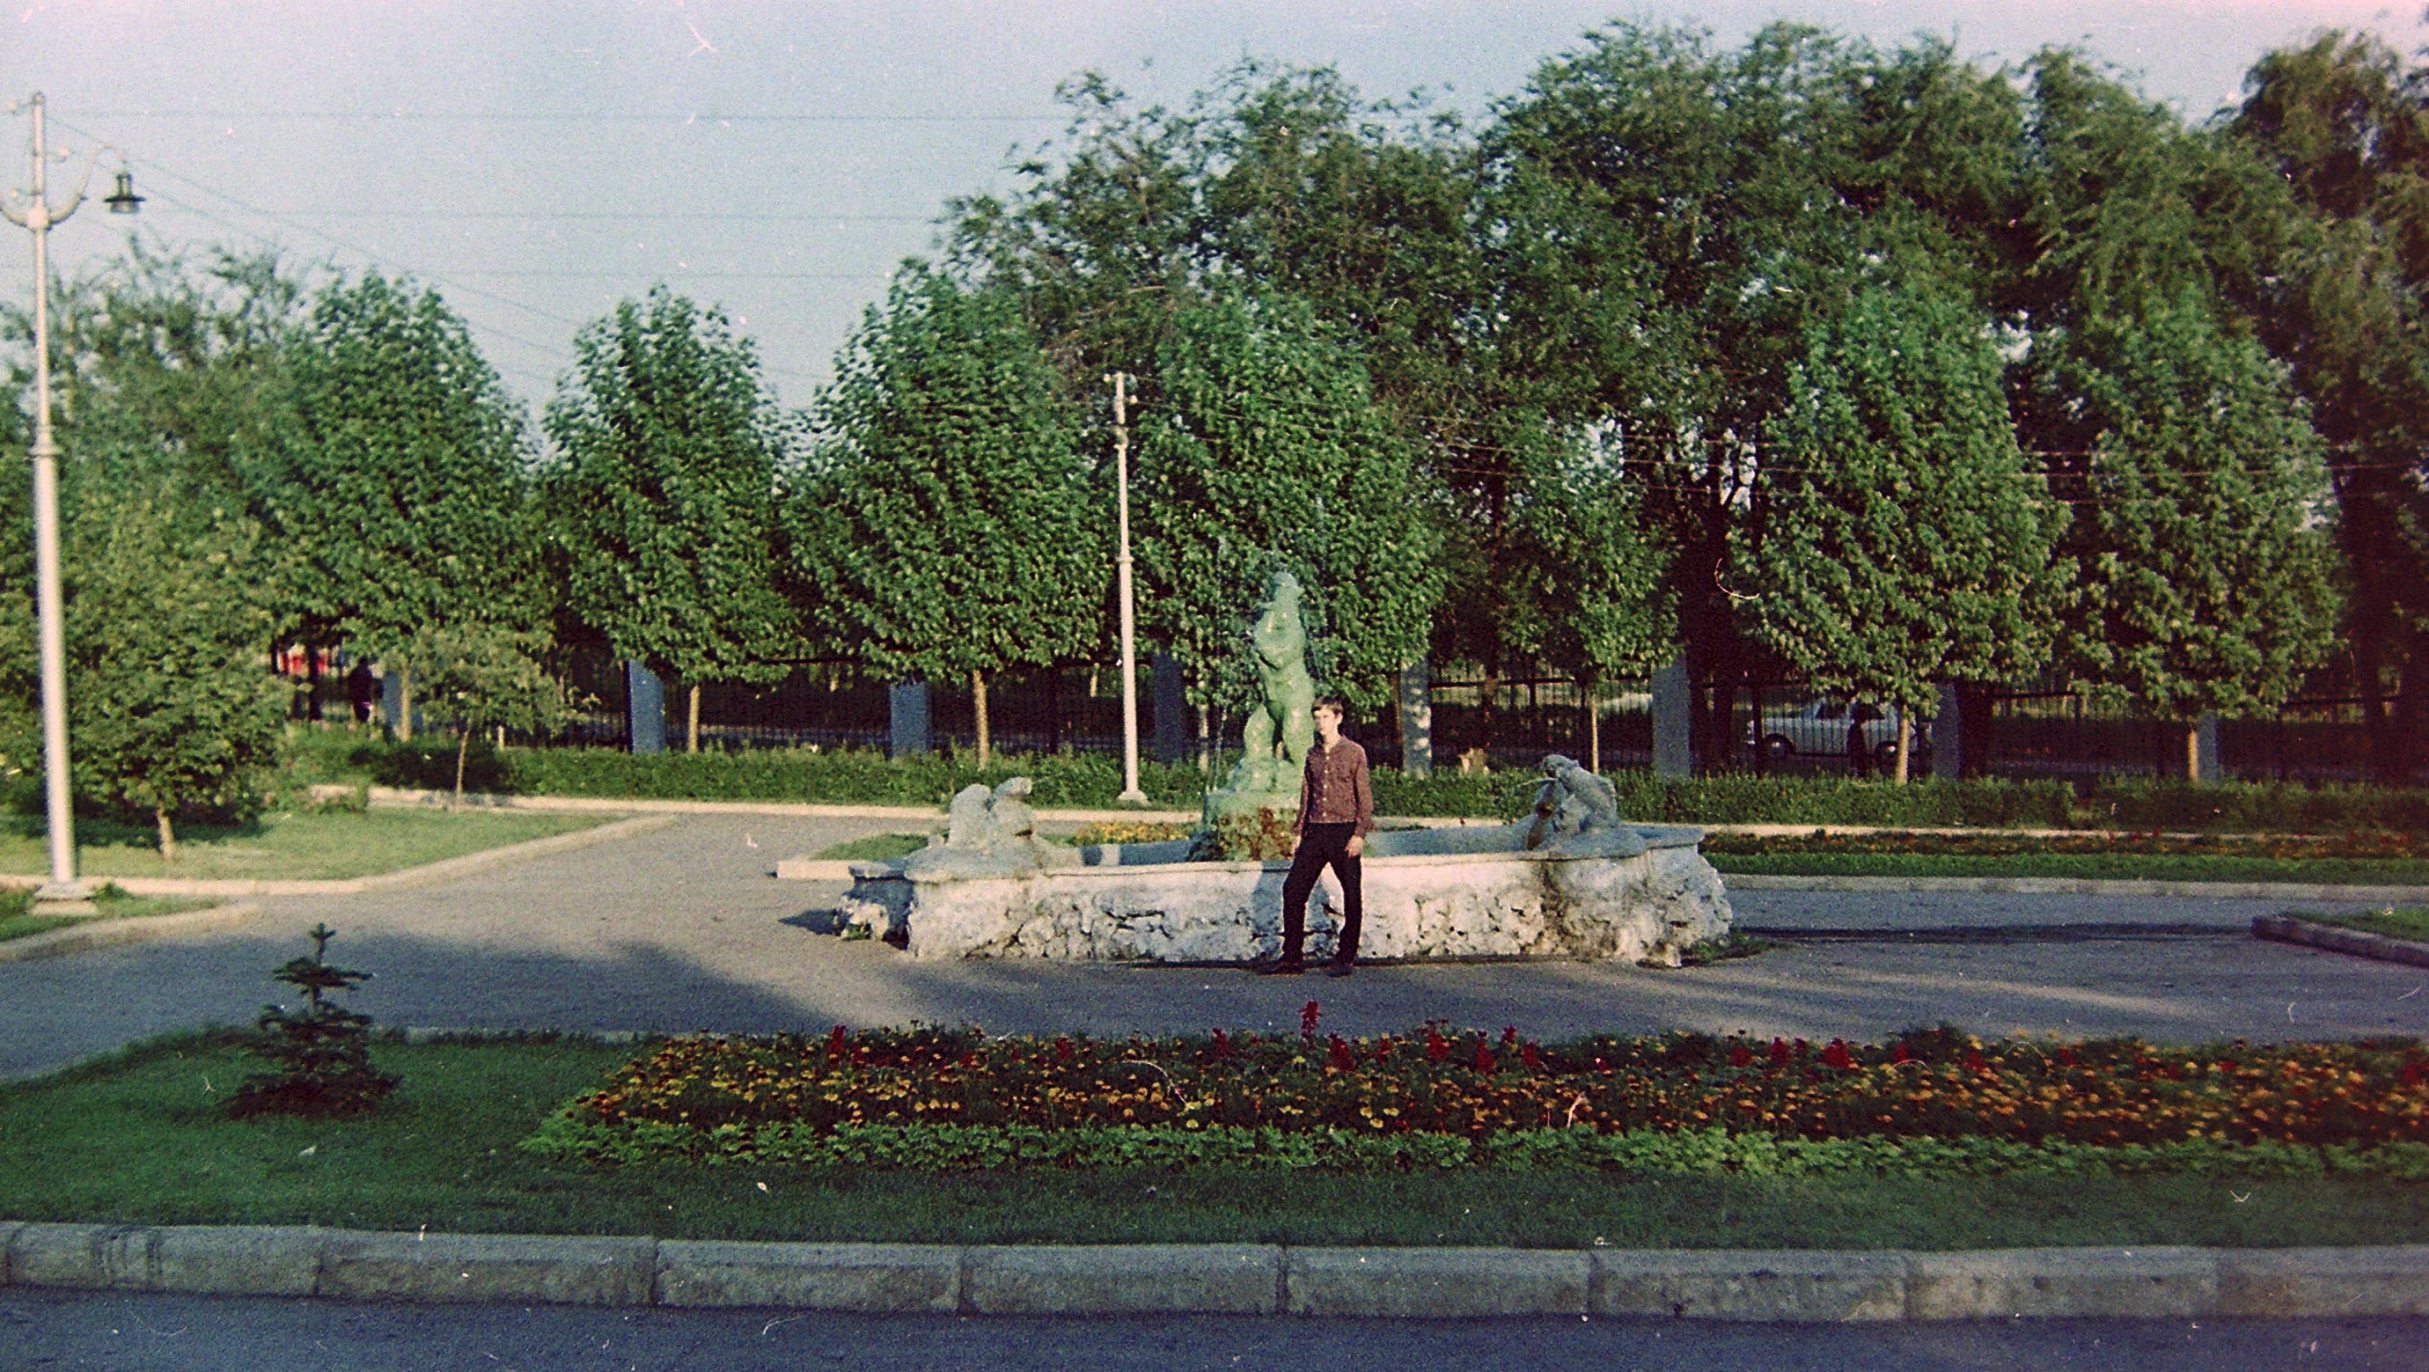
[287,644,2393,786]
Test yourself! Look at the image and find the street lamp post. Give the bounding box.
[1108,372,1147,807]
[3,93,139,913]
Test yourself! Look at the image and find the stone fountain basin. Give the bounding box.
[834,822,1732,965]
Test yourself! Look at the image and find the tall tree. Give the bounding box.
[273,272,542,737]
[1745,286,2065,780]
[2231,31,2429,782]
[544,286,793,751]
[1133,290,1443,727]
[0,482,288,860]
[2040,294,2342,778]
[791,268,1106,766]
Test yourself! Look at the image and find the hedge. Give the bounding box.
[280,731,2429,832]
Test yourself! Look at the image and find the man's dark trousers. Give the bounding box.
[1280,820,1362,964]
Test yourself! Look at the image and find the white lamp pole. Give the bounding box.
[1108,371,1147,806]
[4,93,138,912]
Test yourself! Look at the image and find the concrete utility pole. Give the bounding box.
[1109,372,1147,806]
[3,93,139,914]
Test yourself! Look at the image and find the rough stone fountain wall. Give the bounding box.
[835,824,1732,966]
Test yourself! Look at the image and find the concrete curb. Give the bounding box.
[2253,914,2429,969]
[7,1224,2427,1320]
[0,903,256,963]
[0,814,674,899]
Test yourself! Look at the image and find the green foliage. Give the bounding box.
[1749,286,2064,722]
[545,287,794,694]
[0,482,289,851]
[1136,290,1444,714]
[226,925,398,1119]
[268,272,544,738]
[392,621,576,804]
[2231,32,2429,784]
[791,269,1106,711]
[2043,293,2342,723]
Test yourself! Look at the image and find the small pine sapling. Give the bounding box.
[226,923,399,1118]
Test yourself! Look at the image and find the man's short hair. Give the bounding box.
[1315,695,1350,718]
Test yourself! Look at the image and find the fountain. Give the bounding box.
[814,576,1732,965]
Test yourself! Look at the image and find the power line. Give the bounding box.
[83,110,1066,125]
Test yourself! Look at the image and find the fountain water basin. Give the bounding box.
[831,808,1732,966]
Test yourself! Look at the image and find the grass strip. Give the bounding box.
[1709,851,2429,885]
[2288,907,2429,943]
[0,810,616,882]
[4,1033,2426,1250]
[0,886,212,944]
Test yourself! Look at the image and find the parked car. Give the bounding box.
[1746,699,1930,770]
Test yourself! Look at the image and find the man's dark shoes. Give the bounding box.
[1255,958,1305,976]
[1323,960,1355,978]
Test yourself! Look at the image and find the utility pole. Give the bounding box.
[4,93,139,914]
[1109,372,1147,806]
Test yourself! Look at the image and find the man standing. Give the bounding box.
[1260,695,1373,977]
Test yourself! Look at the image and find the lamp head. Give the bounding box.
[103,166,141,214]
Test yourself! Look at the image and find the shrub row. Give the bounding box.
[281,730,2429,832]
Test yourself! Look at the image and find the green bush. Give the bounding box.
[2081,778,2429,834]
[279,729,2429,833]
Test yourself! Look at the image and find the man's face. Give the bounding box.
[1315,704,1342,739]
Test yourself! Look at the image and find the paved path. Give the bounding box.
[4,813,2423,1081]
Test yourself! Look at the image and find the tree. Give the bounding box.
[544,286,794,751]
[2231,31,2429,782]
[2041,294,2342,778]
[1496,419,1673,770]
[1744,286,2065,780]
[398,621,572,808]
[791,268,1106,766]
[1133,291,1443,727]
[274,272,544,737]
[0,482,288,860]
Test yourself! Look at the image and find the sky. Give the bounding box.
[5,0,2425,416]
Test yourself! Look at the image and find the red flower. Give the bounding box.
[1822,1039,1855,1071]
[825,1024,848,1061]
[1890,1043,1912,1065]
[1054,1036,1075,1062]
[1374,1035,1397,1061]
[1473,1037,1497,1073]
[1769,1037,1792,1067]
[1328,1034,1356,1070]
[1520,1041,1545,1071]
[1212,1029,1233,1060]
[1729,1043,1756,1068]
[1301,1001,1322,1042]
[1500,1025,1520,1050]
[1426,1028,1451,1063]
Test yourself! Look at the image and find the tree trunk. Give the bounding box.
[305,644,323,723]
[1893,713,1912,785]
[2184,721,2203,784]
[453,726,472,811]
[687,684,702,754]
[972,668,992,769]
[1196,701,1211,773]
[155,807,176,865]
[395,670,413,741]
[1583,677,1601,774]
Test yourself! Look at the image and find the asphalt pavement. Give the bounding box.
[2,810,2423,1081]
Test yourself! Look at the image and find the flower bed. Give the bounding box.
[523,1017,2429,1176]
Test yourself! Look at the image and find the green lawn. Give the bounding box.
[3,1034,2424,1250]
[819,829,2429,886]
[2291,906,2429,942]
[0,809,617,882]
[1709,851,2429,885]
[0,886,212,944]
